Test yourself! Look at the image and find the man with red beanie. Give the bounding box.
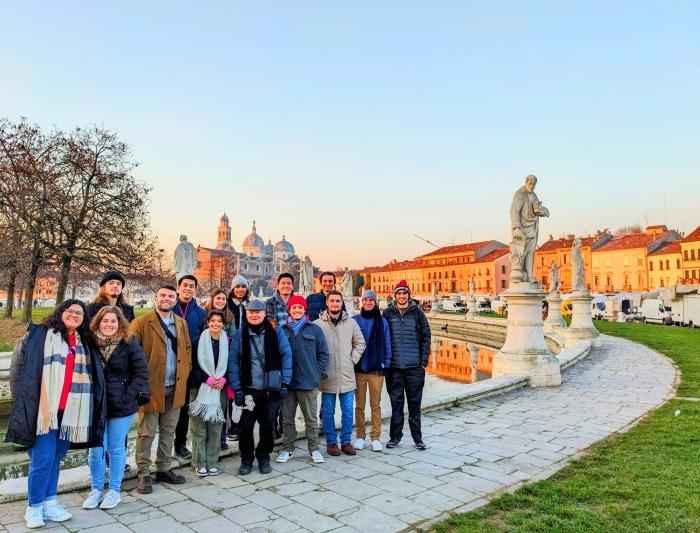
[277,295,330,464]
[382,280,431,450]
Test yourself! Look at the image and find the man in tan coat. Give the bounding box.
[130,285,192,494]
[313,291,365,456]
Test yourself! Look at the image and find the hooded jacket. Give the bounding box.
[313,310,366,394]
[281,320,329,390]
[382,300,431,369]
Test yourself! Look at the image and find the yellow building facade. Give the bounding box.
[680,226,700,284]
[648,241,683,290]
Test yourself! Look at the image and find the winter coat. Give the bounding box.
[227,326,293,393]
[100,338,150,419]
[313,311,366,394]
[281,321,329,390]
[307,292,346,322]
[85,301,135,324]
[129,310,192,414]
[5,324,106,449]
[352,314,392,373]
[383,300,432,369]
[174,299,206,386]
[265,292,292,327]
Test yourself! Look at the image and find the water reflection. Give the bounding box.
[426,336,494,384]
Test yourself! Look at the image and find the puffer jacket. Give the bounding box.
[313,311,366,394]
[383,300,431,369]
[101,338,150,418]
[281,321,329,390]
[85,301,135,324]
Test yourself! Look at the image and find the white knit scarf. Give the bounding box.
[37,329,92,442]
[189,329,228,423]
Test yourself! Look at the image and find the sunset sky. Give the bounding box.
[2,2,698,270]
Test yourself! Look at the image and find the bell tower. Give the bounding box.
[216,213,233,251]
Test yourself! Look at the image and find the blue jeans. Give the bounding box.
[27,430,71,506]
[321,391,354,445]
[89,415,133,492]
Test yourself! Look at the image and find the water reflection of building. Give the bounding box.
[427,336,493,384]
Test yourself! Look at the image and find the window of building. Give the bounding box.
[486,280,490,288]
[684,250,689,261]
[692,250,697,261]
[563,255,567,264]
[623,256,630,266]
[594,275,599,286]
[638,274,644,286]
[660,279,665,287]
[606,257,612,267]
[501,265,506,274]
[659,261,663,271]
[677,259,681,269]
[649,261,654,271]
[501,280,506,288]
[666,259,670,270]
[485,268,490,276]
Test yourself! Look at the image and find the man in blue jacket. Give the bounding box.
[173,274,207,459]
[382,280,431,450]
[352,289,391,452]
[307,271,345,321]
[228,299,292,475]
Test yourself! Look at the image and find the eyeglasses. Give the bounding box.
[64,309,84,317]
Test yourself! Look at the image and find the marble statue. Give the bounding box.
[572,237,587,293]
[549,262,561,296]
[509,175,550,284]
[174,234,197,283]
[258,286,264,299]
[469,278,476,298]
[300,255,315,296]
[340,268,353,299]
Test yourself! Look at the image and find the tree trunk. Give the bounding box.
[4,271,17,318]
[54,252,73,305]
[21,242,43,324]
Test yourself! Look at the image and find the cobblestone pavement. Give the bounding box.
[0,335,676,532]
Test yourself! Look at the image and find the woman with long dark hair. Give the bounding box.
[82,306,149,511]
[205,289,236,338]
[6,300,106,529]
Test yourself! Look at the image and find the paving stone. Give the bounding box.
[394,469,443,489]
[323,478,384,500]
[129,515,192,533]
[288,466,343,484]
[78,523,132,533]
[188,515,246,532]
[159,500,216,523]
[362,492,433,518]
[272,481,319,497]
[6,523,67,533]
[133,485,188,506]
[61,507,117,529]
[363,474,424,497]
[336,503,408,531]
[409,489,462,512]
[180,484,248,511]
[117,507,167,526]
[291,490,359,516]
[279,503,344,533]
[346,457,401,474]
[245,489,294,510]
[222,502,276,526]
[247,517,300,532]
[203,472,249,489]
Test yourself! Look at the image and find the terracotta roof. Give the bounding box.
[371,259,423,273]
[648,241,682,256]
[419,240,496,258]
[594,232,657,252]
[537,235,602,252]
[682,226,700,243]
[473,248,510,264]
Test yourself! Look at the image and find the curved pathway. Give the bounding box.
[0,335,676,532]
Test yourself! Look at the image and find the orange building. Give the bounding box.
[590,225,680,292]
[680,226,700,284]
[534,233,612,292]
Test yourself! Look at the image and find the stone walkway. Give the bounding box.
[0,335,676,532]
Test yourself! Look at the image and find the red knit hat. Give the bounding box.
[393,280,410,297]
[287,294,308,311]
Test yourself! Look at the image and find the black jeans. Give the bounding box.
[386,366,425,442]
[174,386,191,448]
[238,390,280,465]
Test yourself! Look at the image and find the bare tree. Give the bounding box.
[615,224,642,235]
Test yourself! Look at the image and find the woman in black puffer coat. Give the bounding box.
[83,306,149,511]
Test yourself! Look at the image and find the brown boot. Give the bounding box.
[137,475,152,494]
[341,443,356,456]
[326,443,341,456]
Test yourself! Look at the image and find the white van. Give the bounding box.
[671,294,700,327]
[591,297,605,320]
[641,298,672,325]
[441,300,467,313]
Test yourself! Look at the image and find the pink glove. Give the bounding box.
[225,385,235,400]
[217,377,227,386]
[206,376,217,387]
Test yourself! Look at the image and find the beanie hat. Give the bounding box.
[100,270,126,287]
[287,294,308,311]
[393,280,410,297]
[361,289,378,301]
[231,274,250,289]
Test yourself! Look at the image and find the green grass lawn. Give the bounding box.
[434,321,700,533]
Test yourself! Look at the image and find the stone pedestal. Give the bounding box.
[492,284,561,387]
[467,296,478,319]
[544,294,566,333]
[344,297,356,316]
[566,292,601,347]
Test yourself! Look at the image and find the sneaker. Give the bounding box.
[227,433,239,442]
[195,467,209,477]
[99,490,121,510]
[326,443,341,456]
[354,438,365,450]
[24,505,44,529]
[311,450,325,464]
[341,443,357,456]
[82,489,102,509]
[386,439,400,449]
[207,467,219,476]
[415,440,427,450]
[42,500,72,522]
[372,440,383,452]
[276,450,294,463]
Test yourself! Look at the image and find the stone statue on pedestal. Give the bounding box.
[340,268,353,299]
[174,234,198,283]
[509,175,550,284]
[572,237,587,293]
[468,278,476,298]
[300,256,314,296]
[548,262,561,296]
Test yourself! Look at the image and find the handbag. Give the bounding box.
[251,337,282,392]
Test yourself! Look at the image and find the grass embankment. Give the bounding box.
[435,321,700,533]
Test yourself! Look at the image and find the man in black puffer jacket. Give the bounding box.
[382,280,431,450]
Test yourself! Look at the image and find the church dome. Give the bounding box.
[274,235,295,253]
[242,221,265,249]
[261,239,274,257]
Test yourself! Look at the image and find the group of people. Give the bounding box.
[6,268,431,530]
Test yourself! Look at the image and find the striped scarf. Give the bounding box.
[37,329,93,442]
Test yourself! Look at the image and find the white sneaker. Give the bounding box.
[276,450,294,463]
[207,467,220,476]
[354,438,365,450]
[372,440,383,452]
[42,500,72,522]
[82,489,102,509]
[99,490,121,510]
[195,467,209,477]
[311,450,325,463]
[24,505,44,529]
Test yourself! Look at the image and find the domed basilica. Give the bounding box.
[195,214,303,294]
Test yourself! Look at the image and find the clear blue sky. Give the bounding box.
[2,1,698,269]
